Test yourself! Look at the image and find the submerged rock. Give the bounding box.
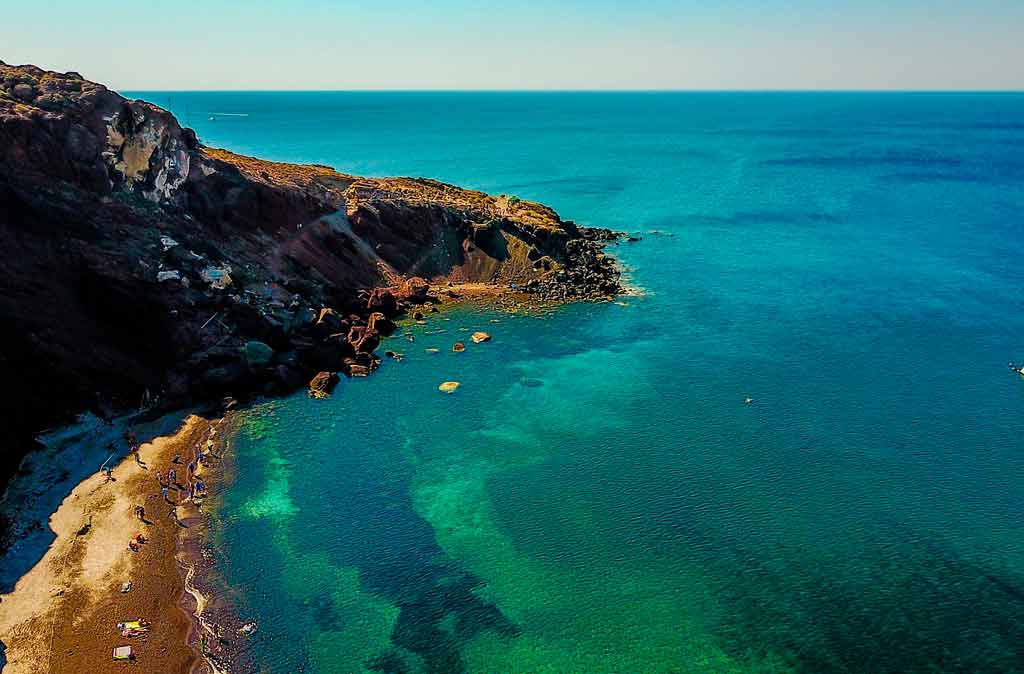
[438,381,460,394]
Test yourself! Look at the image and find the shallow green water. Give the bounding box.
[151,91,1024,673]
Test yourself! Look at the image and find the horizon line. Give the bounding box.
[121,88,1024,94]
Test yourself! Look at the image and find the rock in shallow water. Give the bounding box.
[308,371,339,398]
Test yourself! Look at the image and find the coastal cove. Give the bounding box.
[3,89,1024,674]
[150,92,1024,673]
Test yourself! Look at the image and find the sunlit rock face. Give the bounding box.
[0,61,620,485]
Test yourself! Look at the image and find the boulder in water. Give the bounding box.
[438,381,460,394]
[471,331,491,344]
[308,371,339,398]
[452,342,466,353]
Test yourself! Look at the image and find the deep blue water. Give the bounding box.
[133,91,1024,673]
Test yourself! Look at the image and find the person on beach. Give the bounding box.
[169,467,177,486]
[169,506,186,528]
[134,505,146,522]
[162,485,172,503]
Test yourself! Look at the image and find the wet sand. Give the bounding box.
[0,282,612,674]
[0,415,219,674]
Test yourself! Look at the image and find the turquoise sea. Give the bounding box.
[144,92,1024,673]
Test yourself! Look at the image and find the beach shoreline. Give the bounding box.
[0,278,633,674]
[0,414,230,674]
[174,413,259,674]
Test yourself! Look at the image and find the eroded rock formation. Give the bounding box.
[0,61,622,483]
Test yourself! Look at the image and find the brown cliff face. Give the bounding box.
[0,61,621,483]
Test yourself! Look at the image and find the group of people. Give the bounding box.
[124,424,214,552]
[156,458,207,504]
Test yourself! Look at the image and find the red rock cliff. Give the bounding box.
[0,61,621,482]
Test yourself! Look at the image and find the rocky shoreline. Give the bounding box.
[0,61,625,673]
[0,61,623,493]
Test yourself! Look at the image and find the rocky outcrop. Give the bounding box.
[0,61,622,485]
[308,371,339,399]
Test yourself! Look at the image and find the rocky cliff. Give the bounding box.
[0,61,621,484]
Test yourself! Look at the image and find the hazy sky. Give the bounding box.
[5,0,1023,90]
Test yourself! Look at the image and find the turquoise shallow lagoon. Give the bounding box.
[140,92,1024,673]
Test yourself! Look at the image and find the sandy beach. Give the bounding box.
[0,415,223,674]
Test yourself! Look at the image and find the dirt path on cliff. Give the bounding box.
[0,416,213,674]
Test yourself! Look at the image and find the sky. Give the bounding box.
[4,0,1024,90]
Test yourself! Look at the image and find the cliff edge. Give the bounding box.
[0,61,621,484]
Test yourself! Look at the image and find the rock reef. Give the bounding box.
[0,61,622,482]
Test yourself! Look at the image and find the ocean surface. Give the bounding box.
[144,92,1024,673]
